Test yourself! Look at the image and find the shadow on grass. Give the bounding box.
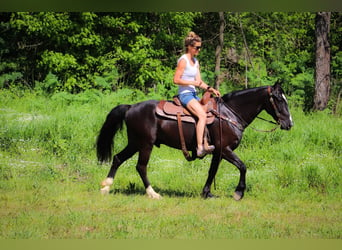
[110,182,200,198]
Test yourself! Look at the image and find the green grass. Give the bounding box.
[0,89,341,239]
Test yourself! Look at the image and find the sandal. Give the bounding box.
[197,145,215,157]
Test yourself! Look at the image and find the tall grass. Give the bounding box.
[0,89,341,239]
[236,108,342,198]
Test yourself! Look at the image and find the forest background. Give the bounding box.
[0,12,341,112]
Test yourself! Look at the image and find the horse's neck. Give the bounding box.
[224,88,267,127]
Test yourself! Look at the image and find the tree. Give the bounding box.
[314,12,331,111]
[214,12,225,90]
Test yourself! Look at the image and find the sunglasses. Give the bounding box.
[193,46,202,50]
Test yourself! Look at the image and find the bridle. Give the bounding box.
[267,86,282,121]
[251,86,281,133]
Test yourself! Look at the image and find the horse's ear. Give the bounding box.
[273,79,282,88]
[273,79,283,92]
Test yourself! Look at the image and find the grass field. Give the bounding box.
[0,89,341,239]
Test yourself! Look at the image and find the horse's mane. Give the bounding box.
[221,86,268,102]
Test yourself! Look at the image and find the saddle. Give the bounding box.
[155,91,217,124]
[155,91,218,161]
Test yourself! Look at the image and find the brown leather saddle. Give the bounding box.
[155,91,217,124]
[155,91,217,161]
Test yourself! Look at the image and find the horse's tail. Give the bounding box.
[96,104,131,163]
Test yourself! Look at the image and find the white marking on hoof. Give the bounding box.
[100,178,113,195]
[100,185,110,195]
[233,191,242,201]
[101,177,113,186]
[146,185,162,199]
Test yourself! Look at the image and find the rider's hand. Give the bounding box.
[210,87,221,97]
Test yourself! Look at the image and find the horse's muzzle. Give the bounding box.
[280,119,293,130]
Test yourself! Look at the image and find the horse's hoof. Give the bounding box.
[147,193,162,199]
[233,191,244,201]
[202,192,218,199]
[101,178,113,187]
[208,194,219,199]
[100,186,110,195]
[146,185,162,199]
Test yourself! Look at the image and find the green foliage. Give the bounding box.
[35,72,60,93]
[331,51,342,81]
[0,12,202,93]
[39,51,77,77]
[0,12,341,110]
[0,72,23,88]
[288,71,315,110]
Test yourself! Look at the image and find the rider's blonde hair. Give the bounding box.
[184,31,201,52]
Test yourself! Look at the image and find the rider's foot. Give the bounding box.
[205,145,215,152]
[197,145,215,157]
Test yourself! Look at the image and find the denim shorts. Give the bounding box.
[178,92,200,107]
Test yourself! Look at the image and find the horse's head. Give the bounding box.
[265,82,293,130]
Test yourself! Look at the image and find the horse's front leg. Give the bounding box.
[202,153,222,198]
[222,147,246,200]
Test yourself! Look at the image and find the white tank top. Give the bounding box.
[177,54,199,95]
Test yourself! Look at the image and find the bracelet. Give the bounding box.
[207,86,211,90]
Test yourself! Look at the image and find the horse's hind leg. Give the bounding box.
[136,146,161,199]
[101,145,137,194]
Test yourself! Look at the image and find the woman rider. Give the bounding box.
[173,31,221,157]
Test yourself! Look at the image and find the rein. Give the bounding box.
[250,117,279,132]
[213,98,246,131]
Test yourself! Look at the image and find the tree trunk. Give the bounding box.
[314,12,331,111]
[214,12,225,90]
[239,15,253,89]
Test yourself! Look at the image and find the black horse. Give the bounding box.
[96,82,293,200]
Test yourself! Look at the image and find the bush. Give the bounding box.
[35,72,60,93]
[0,72,23,88]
